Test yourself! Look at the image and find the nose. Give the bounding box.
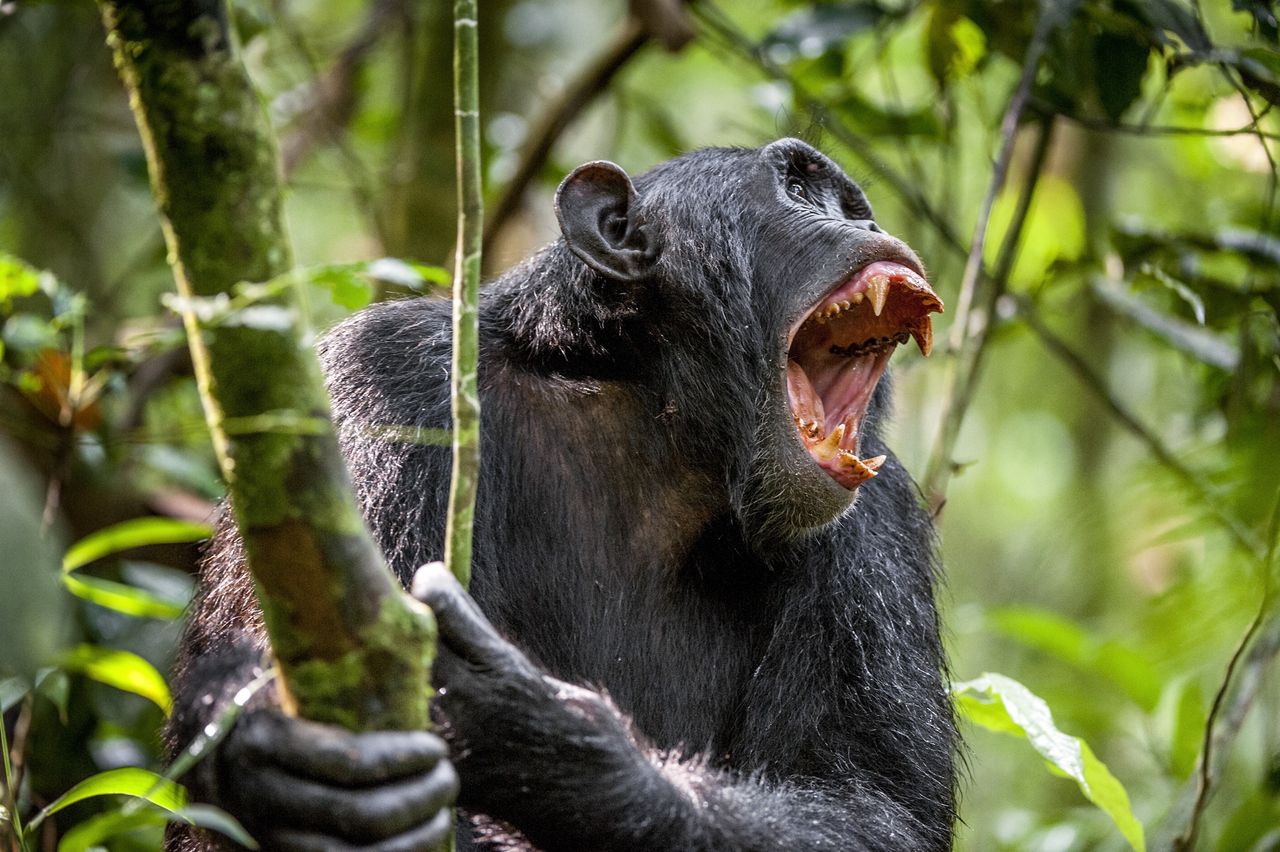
[849,219,881,233]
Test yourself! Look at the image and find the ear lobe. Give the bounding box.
[555,161,658,282]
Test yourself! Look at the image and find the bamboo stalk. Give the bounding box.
[445,0,483,587]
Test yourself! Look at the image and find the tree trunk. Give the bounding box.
[98,0,435,733]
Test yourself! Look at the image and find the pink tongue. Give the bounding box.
[786,360,823,425]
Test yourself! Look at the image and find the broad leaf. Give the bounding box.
[953,672,1145,851]
[56,803,257,852]
[61,645,172,714]
[62,573,186,620]
[63,518,212,573]
[28,767,184,836]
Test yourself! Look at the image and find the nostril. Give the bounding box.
[849,219,881,233]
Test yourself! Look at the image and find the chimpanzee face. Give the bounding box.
[554,139,942,539]
[744,139,942,532]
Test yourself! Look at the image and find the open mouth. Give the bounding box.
[786,260,943,490]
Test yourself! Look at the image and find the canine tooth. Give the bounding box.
[911,317,933,357]
[866,275,890,316]
[863,454,887,472]
[813,423,845,461]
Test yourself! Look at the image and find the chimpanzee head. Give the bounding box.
[553,138,942,541]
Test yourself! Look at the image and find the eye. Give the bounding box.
[786,178,810,202]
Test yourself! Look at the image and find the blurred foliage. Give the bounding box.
[1,0,1279,849]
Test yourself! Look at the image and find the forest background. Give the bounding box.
[1,0,1279,850]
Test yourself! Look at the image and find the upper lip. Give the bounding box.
[787,252,928,347]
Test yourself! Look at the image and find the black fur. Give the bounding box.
[167,139,956,851]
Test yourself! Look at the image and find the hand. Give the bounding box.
[411,563,627,817]
[218,710,457,851]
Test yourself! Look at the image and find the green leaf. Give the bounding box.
[1093,33,1150,121]
[0,254,42,305]
[1160,677,1207,779]
[176,804,258,849]
[56,808,166,852]
[832,91,944,138]
[308,262,374,310]
[62,573,186,620]
[762,2,886,57]
[0,676,28,713]
[953,672,1145,851]
[56,803,257,852]
[63,518,212,573]
[29,768,184,834]
[60,645,172,714]
[927,8,987,88]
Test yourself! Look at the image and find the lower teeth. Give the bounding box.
[829,332,909,358]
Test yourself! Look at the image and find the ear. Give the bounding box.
[555,161,657,282]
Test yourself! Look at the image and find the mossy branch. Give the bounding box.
[98,0,435,733]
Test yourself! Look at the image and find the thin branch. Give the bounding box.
[446,0,483,586]
[1168,487,1280,851]
[1047,105,1280,142]
[483,18,648,253]
[1016,298,1266,561]
[943,0,1076,356]
[923,117,1056,506]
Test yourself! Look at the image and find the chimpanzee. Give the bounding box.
[166,138,956,852]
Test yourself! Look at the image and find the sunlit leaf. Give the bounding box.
[63,518,212,573]
[954,672,1146,851]
[56,803,257,852]
[30,767,184,829]
[308,262,373,310]
[61,645,171,714]
[62,573,186,620]
[986,175,1085,287]
[0,253,42,305]
[56,808,165,852]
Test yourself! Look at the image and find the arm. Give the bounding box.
[412,564,940,852]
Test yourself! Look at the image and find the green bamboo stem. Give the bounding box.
[445,0,483,587]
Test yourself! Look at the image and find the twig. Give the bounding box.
[446,0,483,587]
[1016,299,1266,561]
[1047,106,1280,142]
[943,0,1076,355]
[1167,487,1280,851]
[922,116,1056,506]
[483,18,649,254]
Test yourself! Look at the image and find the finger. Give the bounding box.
[235,712,448,785]
[268,808,454,852]
[411,562,525,670]
[246,759,458,841]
